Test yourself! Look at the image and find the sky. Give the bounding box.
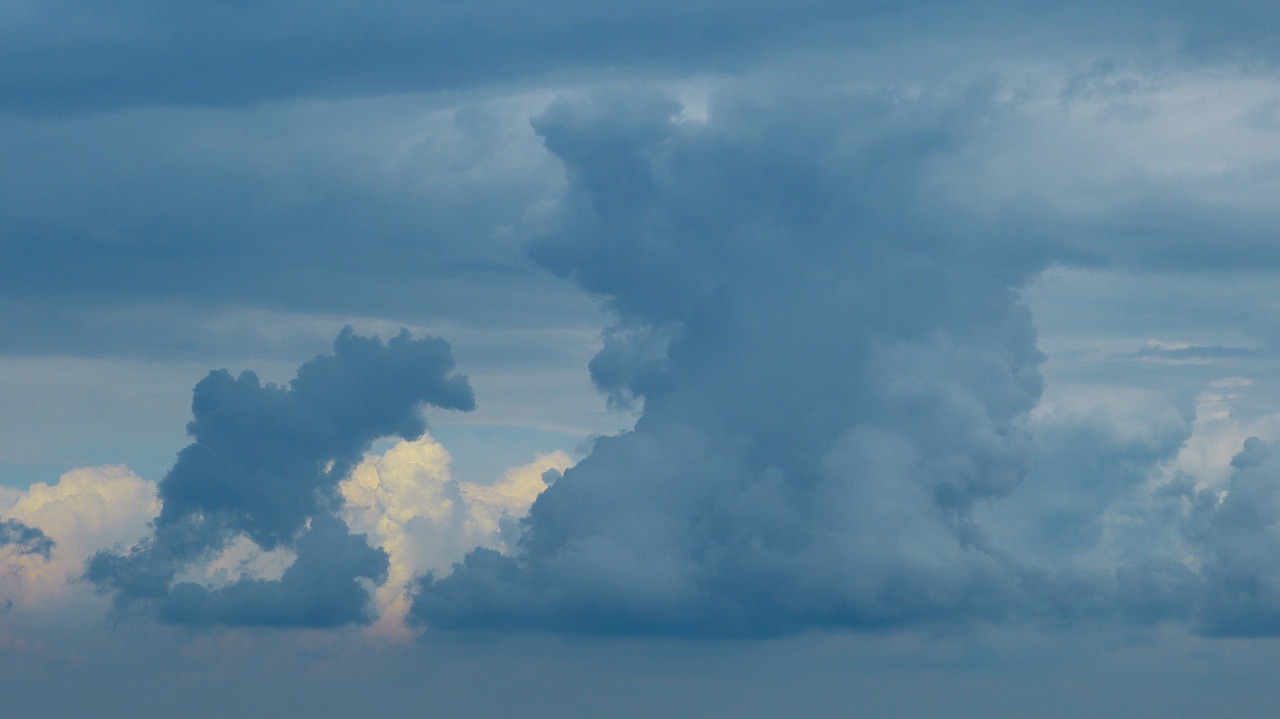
[8,1,1280,716]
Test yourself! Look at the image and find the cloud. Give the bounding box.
[340,435,571,640]
[0,0,1010,114]
[14,0,1280,650]
[980,388,1194,561]
[409,79,1280,639]
[1123,344,1268,363]
[1183,437,1280,635]
[412,87,1048,636]
[34,70,1277,640]
[0,93,589,369]
[8,0,1280,117]
[0,465,158,613]
[156,513,390,628]
[87,327,475,628]
[0,520,53,559]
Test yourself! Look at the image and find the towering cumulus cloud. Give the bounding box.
[412,89,1046,635]
[88,327,475,627]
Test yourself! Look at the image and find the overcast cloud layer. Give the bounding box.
[8,1,1280,716]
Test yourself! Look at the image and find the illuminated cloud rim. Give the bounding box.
[86,327,475,628]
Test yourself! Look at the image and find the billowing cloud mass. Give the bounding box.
[21,2,1280,717]
[404,85,1280,639]
[340,436,571,639]
[24,74,1280,644]
[12,0,1280,680]
[86,327,475,627]
[411,89,1047,635]
[0,465,158,613]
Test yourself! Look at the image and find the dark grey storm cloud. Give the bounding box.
[88,327,473,627]
[0,518,54,559]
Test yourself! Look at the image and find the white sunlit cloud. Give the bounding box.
[0,465,158,615]
[340,435,572,641]
[0,436,573,643]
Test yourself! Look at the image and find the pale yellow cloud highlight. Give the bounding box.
[172,534,296,586]
[0,465,158,611]
[340,435,572,641]
[0,440,572,636]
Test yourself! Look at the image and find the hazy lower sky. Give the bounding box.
[7,2,1280,716]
